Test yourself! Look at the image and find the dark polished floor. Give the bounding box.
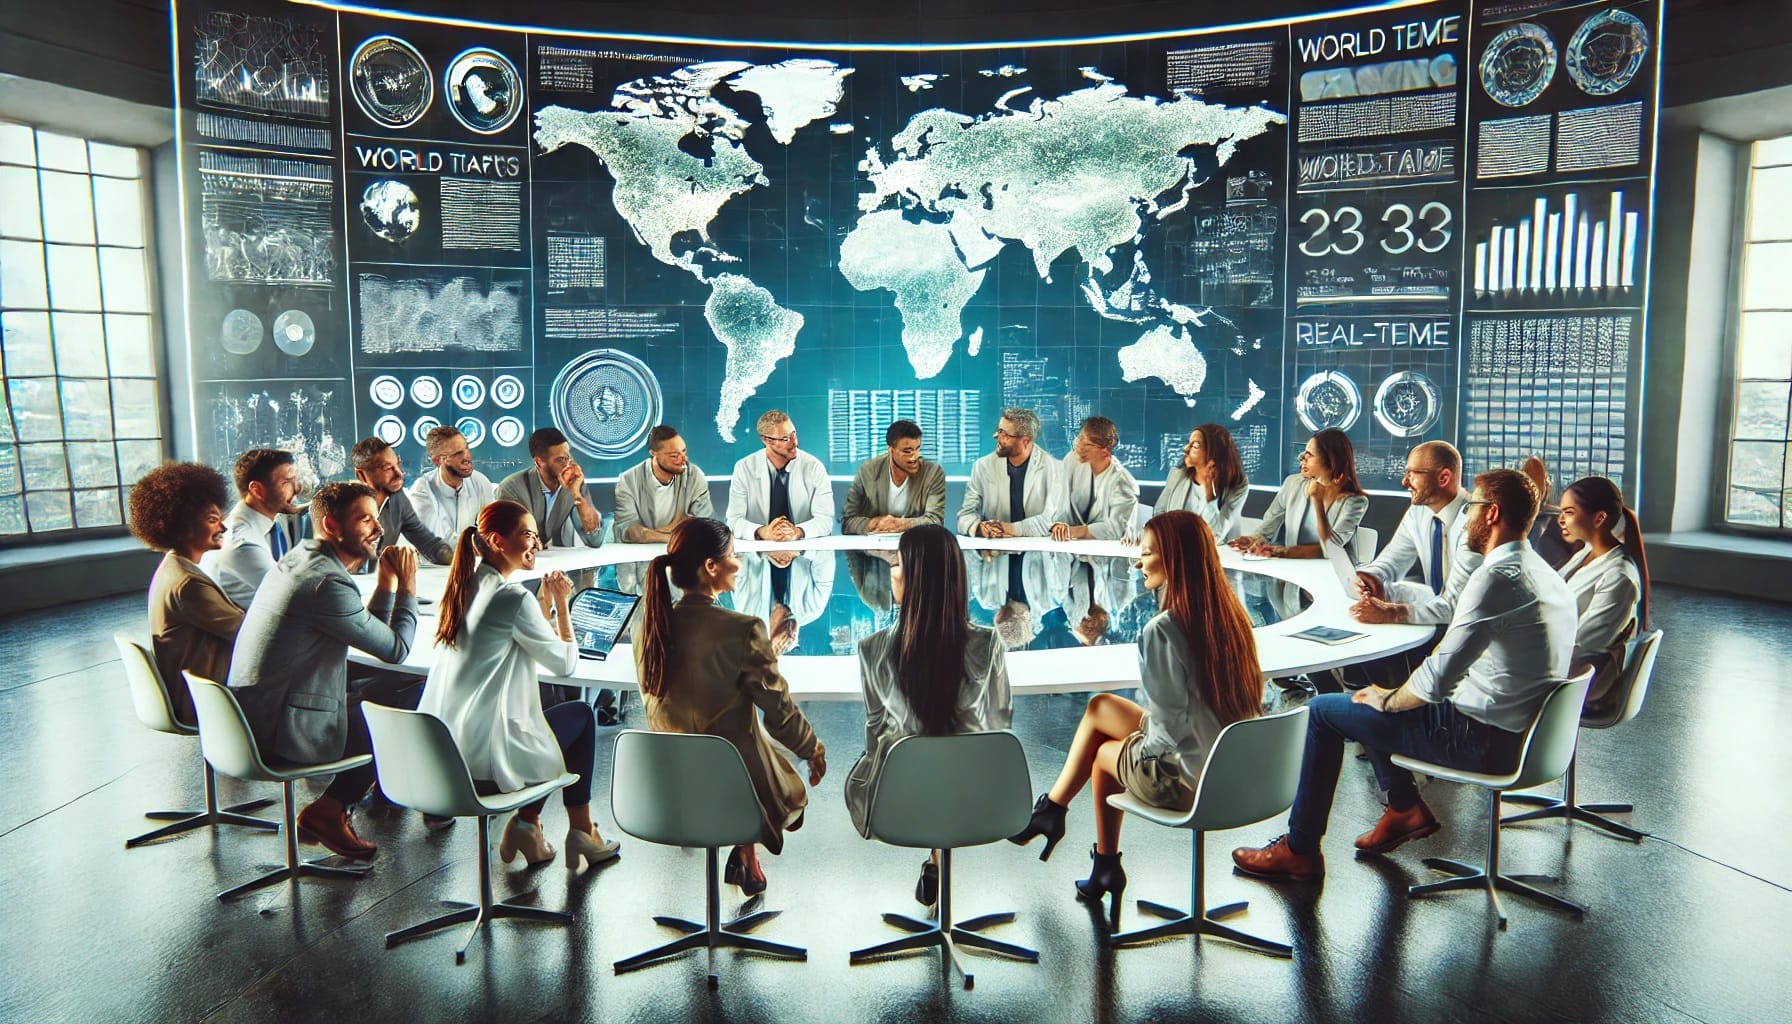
[2,583,1789,1023]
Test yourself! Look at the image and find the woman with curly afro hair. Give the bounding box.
[130,461,243,724]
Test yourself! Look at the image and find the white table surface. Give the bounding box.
[352,535,1433,700]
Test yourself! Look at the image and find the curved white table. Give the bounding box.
[352,535,1431,700]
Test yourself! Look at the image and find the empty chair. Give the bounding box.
[1105,706,1308,957]
[184,673,373,902]
[1503,629,1664,842]
[116,635,276,847]
[849,731,1037,990]
[610,730,805,988]
[1393,669,1594,929]
[363,705,579,964]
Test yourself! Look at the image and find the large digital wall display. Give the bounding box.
[172,0,1660,490]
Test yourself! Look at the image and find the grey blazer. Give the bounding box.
[1152,474,1249,542]
[844,623,1012,836]
[611,458,713,541]
[1253,473,1369,553]
[377,488,454,565]
[227,541,417,764]
[1060,459,1140,540]
[842,453,947,534]
[496,467,604,548]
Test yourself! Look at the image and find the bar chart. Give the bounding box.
[1471,189,1641,299]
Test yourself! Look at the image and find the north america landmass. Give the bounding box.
[534,59,1285,442]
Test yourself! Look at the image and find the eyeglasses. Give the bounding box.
[1463,499,1495,510]
[759,432,796,444]
[994,428,1022,440]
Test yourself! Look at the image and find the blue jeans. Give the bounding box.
[1286,694,1523,855]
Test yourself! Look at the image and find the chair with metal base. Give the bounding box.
[116,635,277,847]
[184,673,374,902]
[1392,669,1593,929]
[609,730,806,988]
[1502,630,1663,842]
[363,705,578,963]
[849,731,1038,990]
[1105,705,1309,958]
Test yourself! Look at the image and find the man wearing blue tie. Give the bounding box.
[203,448,307,609]
[1344,441,1482,687]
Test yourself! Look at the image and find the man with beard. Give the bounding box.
[497,427,605,550]
[957,407,1064,605]
[1341,441,1483,688]
[228,482,420,859]
[1230,469,1577,882]
[204,448,308,608]
[613,424,713,543]
[351,437,454,565]
[407,425,496,539]
[842,419,946,534]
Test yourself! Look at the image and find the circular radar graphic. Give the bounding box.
[221,309,262,355]
[272,310,315,356]
[1296,370,1362,432]
[492,416,526,448]
[360,179,420,244]
[444,48,522,135]
[456,416,487,449]
[413,416,442,446]
[409,376,443,409]
[350,35,432,129]
[373,415,406,446]
[490,374,525,409]
[1372,372,1442,439]
[452,374,486,410]
[550,349,663,459]
[369,375,405,410]
[1566,9,1649,97]
[1480,23,1557,107]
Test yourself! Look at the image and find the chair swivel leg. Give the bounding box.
[1110,833,1292,958]
[217,780,370,901]
[128,764,280,848]
[1409,790,1586,930]
[384,815,573,963]
[1502,758,1647,842]
[850,849,1037,990]
[614,846,804,988]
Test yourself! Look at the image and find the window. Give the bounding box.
[0,123,163,539]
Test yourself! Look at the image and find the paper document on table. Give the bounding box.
[1324,538,1363,601]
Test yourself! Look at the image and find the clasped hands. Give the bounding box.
[755,516,803,542]
[865,514,907,534]
[375,546,418,592]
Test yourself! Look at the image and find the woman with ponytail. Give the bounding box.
[633,517,825,896]
[417,499,620,871]
[1555,477,1651,709]
[844,524,1011,907]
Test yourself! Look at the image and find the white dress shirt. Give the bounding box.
[1405,540,1579,732]
[202,501,284,609]
[1558,546,1642,666]
[726,449,836,539]
[1152,474,1249,542]
[407,468,496,540]
[1061,458,1140,541]
[415,565,579,791]
[956,448,1066,537]
[1363,494,1483,626]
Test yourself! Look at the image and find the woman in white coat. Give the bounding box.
[1555,476,1650,708]
[417,499,620,870]
[1230,427,1369,560]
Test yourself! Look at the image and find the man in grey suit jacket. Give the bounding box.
[228,481,419,860]
[1051,416,1140,542]
[351,437,454,565]
[842,419,946,534]
[496,427,605,549]
[613,424,713,542]
[957,407,1065,538]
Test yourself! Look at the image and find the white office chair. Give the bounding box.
[1392,669,1594,929]
[363,705,579,963]
[115,635,277,847]
[1106,706,1308,957]
[609,730,806,988]
[1503,630,1663,842]
[849,731,1038,990]
[1350,526,1378,564]
[184,673,373,902]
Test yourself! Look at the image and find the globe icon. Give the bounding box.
[360,179,421,243]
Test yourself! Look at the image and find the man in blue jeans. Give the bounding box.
[1231,469,1578,881]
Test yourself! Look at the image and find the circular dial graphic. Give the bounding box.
[1566,9,1649,97]
[1296,370,1362,432]
[1480,23,1557,107]
[1373,371,1442,439]
[444,48,522,135]
[350,35,432,129]
[549,349,663,459]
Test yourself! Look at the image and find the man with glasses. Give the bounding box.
[613,424,714,543]
[1231,469,1578,882]
[957,407,1065,539]
[407,425,496,539]
[204,447,307,608]
[842,419,946,535]
[726,410,835,542]
[1344,441,1482,687]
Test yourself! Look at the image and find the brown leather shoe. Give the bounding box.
[1231,835,1324,881]
[297,802,378,861]
[1353,801,1440,855]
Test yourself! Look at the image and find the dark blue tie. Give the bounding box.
[269,523,288,560]
[1429,517,1444,595]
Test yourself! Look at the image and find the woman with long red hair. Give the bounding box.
[1009,511,1264,915]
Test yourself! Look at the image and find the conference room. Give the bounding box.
[2,0,1789,1020]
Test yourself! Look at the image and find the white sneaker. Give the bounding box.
[497,816,556,866]
[565,828,621,870]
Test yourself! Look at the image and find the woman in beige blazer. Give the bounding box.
[634,517,827,895]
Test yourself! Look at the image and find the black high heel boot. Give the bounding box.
[1074,845,1126,912]
[1007,794,1068,861]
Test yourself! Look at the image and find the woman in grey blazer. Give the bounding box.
[1231,427,1369,559]
[845,524,1012,906]
[1152,423,1251,542]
